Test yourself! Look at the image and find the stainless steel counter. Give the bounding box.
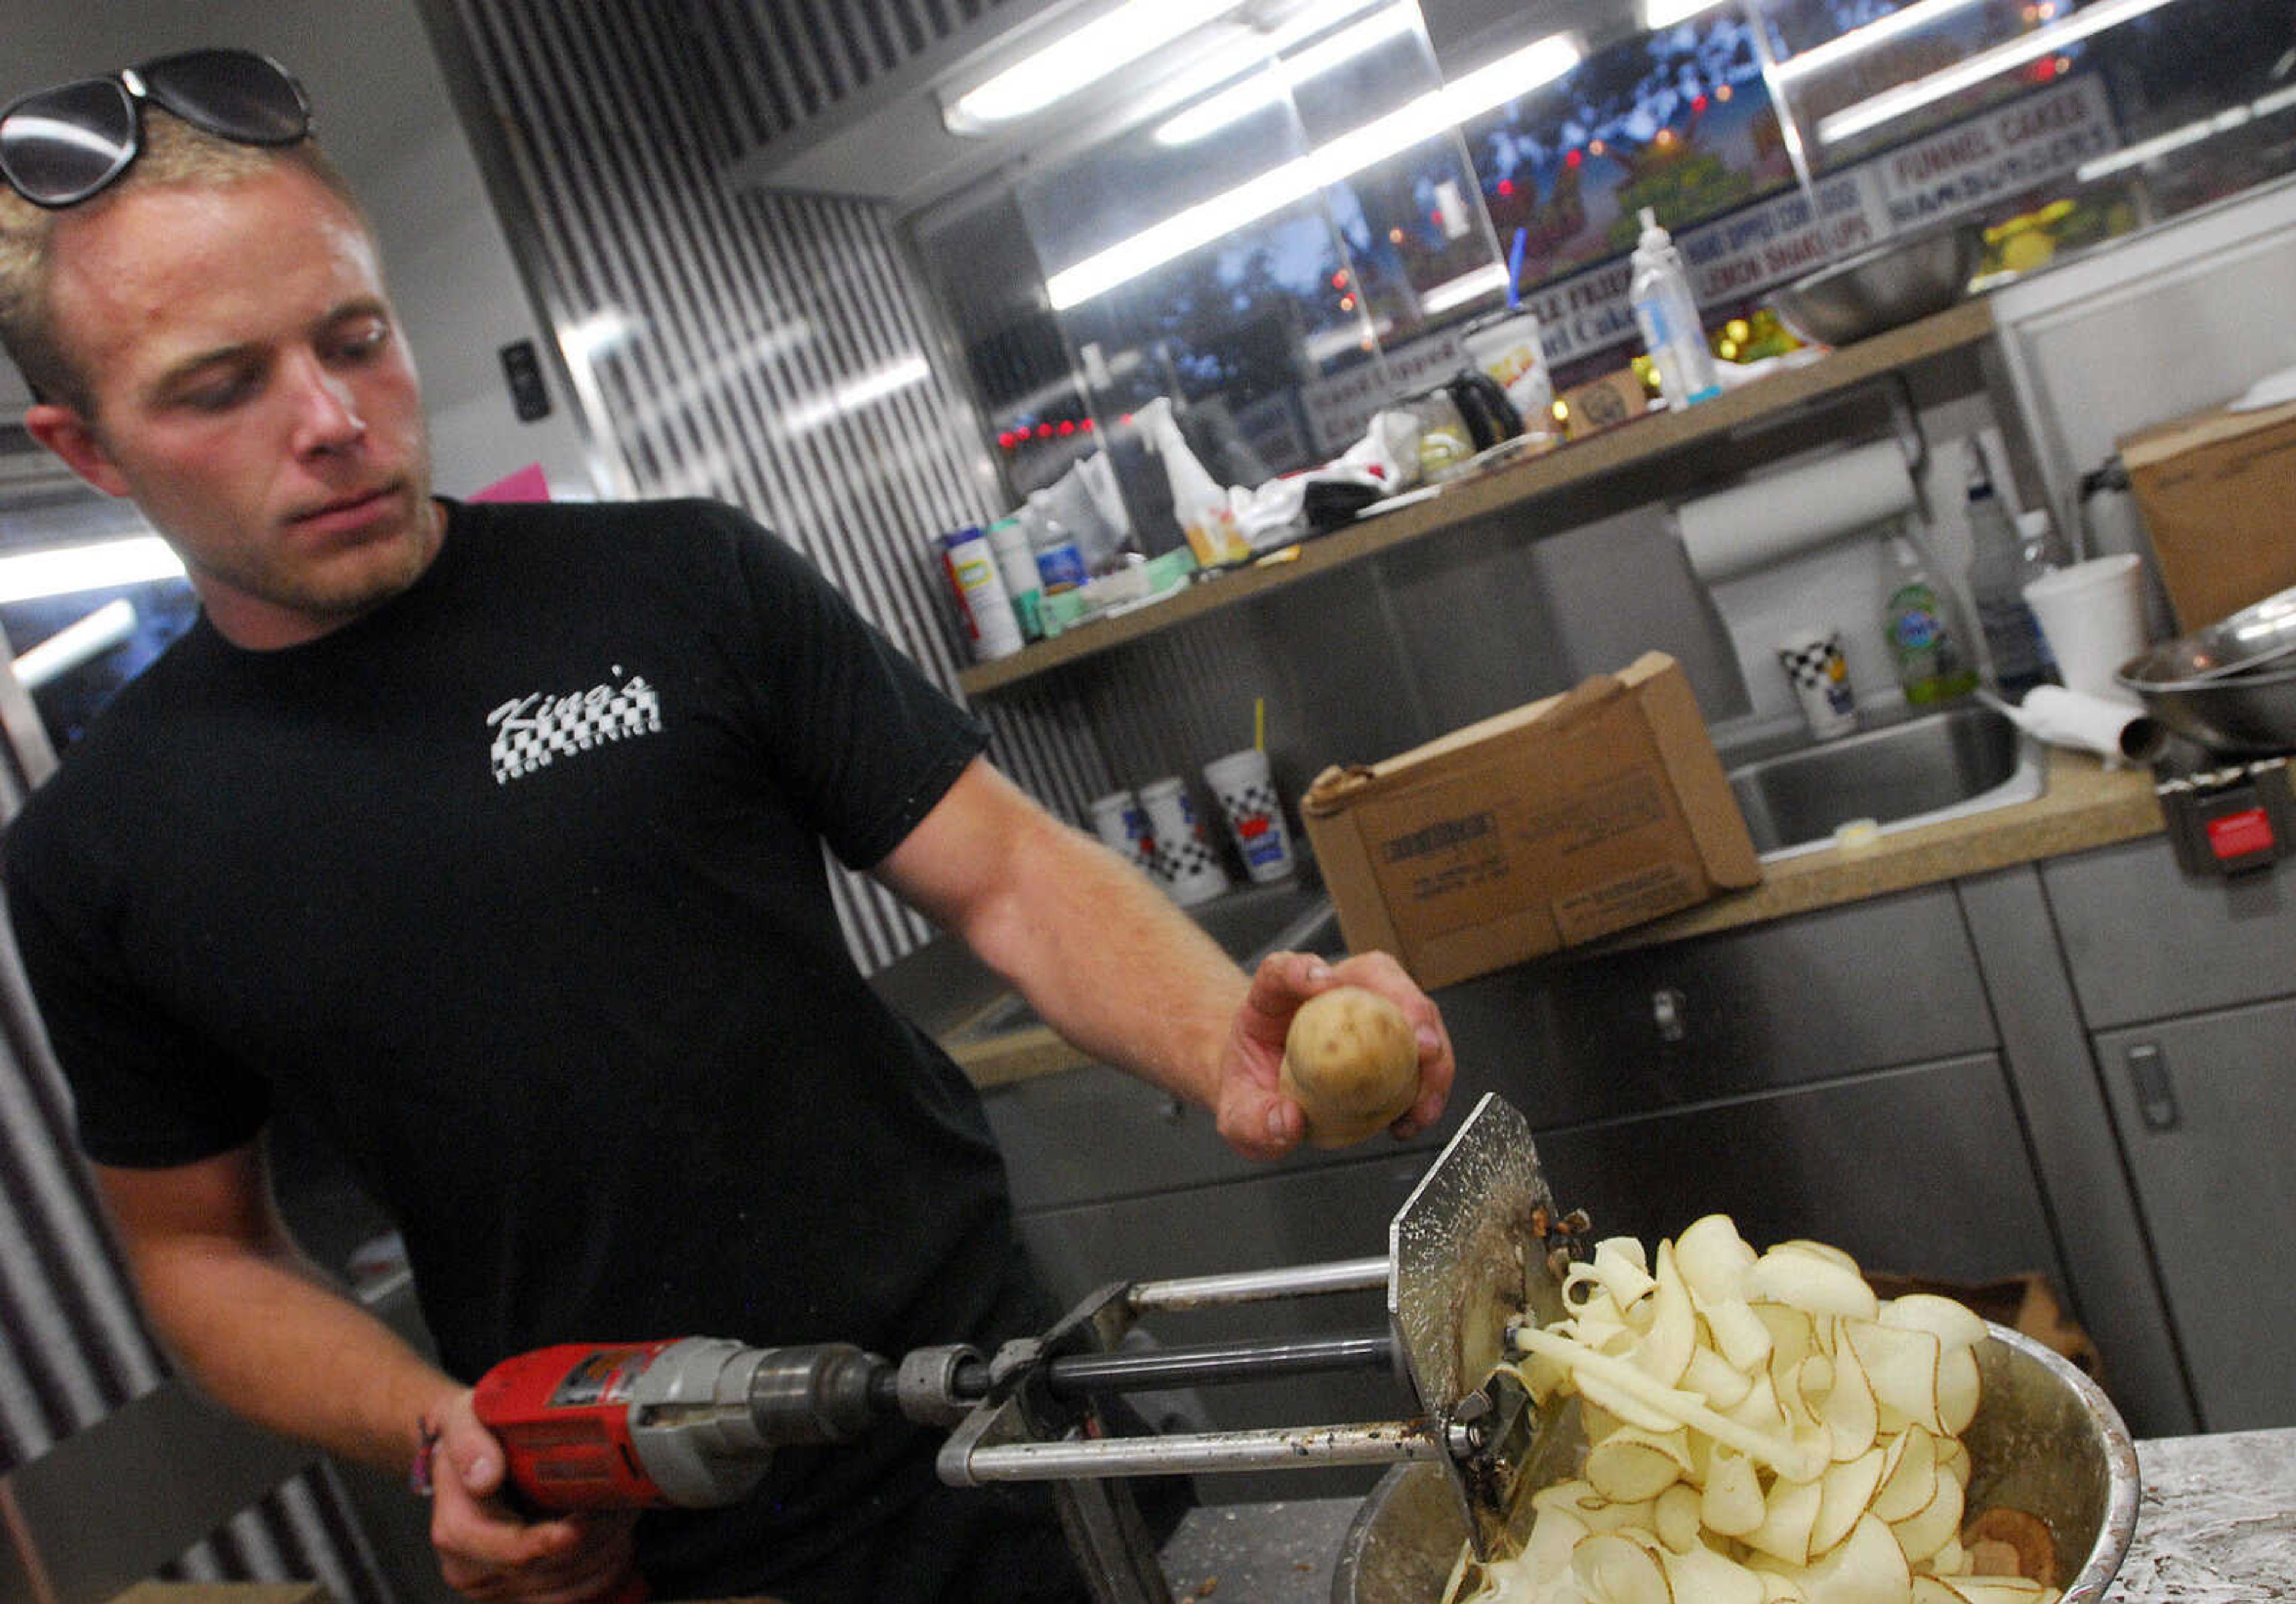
[1158,1427,2296,1602]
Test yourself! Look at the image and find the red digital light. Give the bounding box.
[1081,418,1095,432]
[1497,178,1515,197]
[1566,149,1583,169]
[1058,420,1076,435]
[1331,270,1349,288]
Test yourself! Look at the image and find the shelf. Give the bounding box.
[956,297,1999,697]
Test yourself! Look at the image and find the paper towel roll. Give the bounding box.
[1678,440,1917,584]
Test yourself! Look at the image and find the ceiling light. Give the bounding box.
[1770,0,1993,85]
[1641,0,1735,29]
[947,0,1248,132]
[1418,262,1511,314]
[1815,0,2187,146]
[12,598,135,690]
[1154,5,1418,146]
[1048,33,1580,308]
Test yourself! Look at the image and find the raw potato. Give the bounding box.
[1280,985,1422,1148]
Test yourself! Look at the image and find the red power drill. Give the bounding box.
[473,1337,904,1510]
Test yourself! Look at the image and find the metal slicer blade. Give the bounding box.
[1388,1092,1574,1557]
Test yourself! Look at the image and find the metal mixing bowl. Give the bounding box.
[1772,222,1982,347]
[2117,583,2296,755]
[1330,1323,2141,1603]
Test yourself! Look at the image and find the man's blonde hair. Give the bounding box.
[0,108,365,416]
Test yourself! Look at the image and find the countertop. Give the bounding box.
[1158,1426,2296,1600]
[939,744,2164,1090]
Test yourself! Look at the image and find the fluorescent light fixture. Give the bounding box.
[2075,78,2296,184]
[778,353,933,435]
[12,598,135,690]
[0,536,184,604]
[1641,0,1736,29]
[1418,261,1510,314]
[947,0,1247,131]
[1771,0,1992,85]
[1048,32,1581,308]
[1154,5,1418,146]
[1816,0,2187,146]
[2075,103,2248,182]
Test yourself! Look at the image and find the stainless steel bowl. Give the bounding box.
[2117,583,2296,755]
[1330,1323,2140,1603]
[1772,222,1982,347]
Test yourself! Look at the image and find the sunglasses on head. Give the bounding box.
[0,48,310,210]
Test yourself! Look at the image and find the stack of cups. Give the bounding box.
[1085,789,1155,875]
[2023,555,2149,705]
[1137,777,1230,906]
[1775,628,1857,740]
[1202,747,1297,883]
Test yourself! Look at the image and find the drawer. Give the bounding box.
[1531,1052,2063,1290]
[2045,835,2296,1028]
[1434,885,1996,1131]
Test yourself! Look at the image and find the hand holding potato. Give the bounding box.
[1212,948,1454,1161]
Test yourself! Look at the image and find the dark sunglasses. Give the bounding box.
[0,48,311,210]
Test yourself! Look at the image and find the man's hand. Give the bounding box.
[1215,949,1455,1160]
[430,1391,642,1604]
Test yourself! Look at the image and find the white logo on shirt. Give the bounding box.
[487,665,662,784]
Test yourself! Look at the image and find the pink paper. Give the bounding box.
[472,463,551,503]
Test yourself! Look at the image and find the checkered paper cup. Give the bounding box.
[1086,789,1155,873]
[1137,777,1230,906]
[1776,628,1857,740]
[1202,747,1296,884]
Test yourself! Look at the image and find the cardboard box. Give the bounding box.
[1556,368,1648,439]
[1300,653,1760,989]
[2121,396,2296,631]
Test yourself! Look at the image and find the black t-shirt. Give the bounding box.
[4,497,1077,1599]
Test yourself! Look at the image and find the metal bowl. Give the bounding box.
[1772,222,1982,347]
[1330,1323,2140,1603]
[2117,583,2296,755]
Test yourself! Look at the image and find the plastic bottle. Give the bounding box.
[983,514,1045,641]
[1881,533,1979,704]
[936,525,1024,661]
[1629,209,1721,408]
[1137,396,1250,566]
[1963,441,2057,698]
[1022,491,1089,596]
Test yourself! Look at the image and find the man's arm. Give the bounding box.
[96,1143,636,1602]
[875,758,1454,1159]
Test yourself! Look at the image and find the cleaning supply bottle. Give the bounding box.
[1882,533,1979,704]
[1962,441,2057,698]
[1137,396,1250,567]
[1629,209,1721,409]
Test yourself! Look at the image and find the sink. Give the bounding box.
[1726,703,2044,860]
[955,876,1341,1038]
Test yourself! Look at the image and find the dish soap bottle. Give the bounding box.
[1963,441,2057,698]
[1630,209,1721,409]
[1882,533,1979,704]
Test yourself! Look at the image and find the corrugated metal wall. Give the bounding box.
[674,0,1025,149]
[436,0,1114,972]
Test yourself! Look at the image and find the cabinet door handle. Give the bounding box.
[1652,987,1688,1043]
[2125,1043,2181,1132]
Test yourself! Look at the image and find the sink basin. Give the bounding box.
[1726,703,2044,860]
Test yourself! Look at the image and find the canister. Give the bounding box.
[938,525,1024,661]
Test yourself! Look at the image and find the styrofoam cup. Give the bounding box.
[1202,747,1296,883]
[1774,627,1857,740]
[1137,777,1229,906]
[2024,555,2148,705]
[1086,789,1153,873]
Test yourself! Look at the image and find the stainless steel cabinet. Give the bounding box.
[2093,999,2296,1431]
[2045,834,2296,1431]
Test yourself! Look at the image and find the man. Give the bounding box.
[0,50,1455,1604]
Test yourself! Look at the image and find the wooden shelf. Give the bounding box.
[956,296,1998,697]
